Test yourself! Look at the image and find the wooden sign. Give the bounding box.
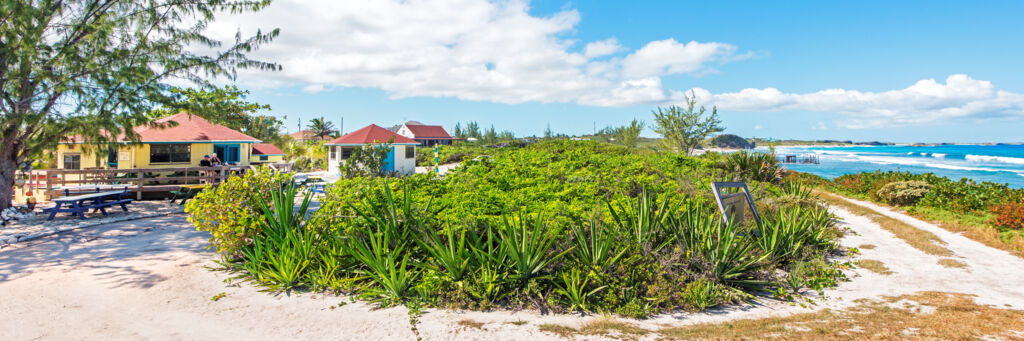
[711,182,761,225]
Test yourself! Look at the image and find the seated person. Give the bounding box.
[199,155,212,167]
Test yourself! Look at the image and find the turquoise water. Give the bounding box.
[762,144,1024,189]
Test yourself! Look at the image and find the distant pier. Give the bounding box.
[778,154,820,164]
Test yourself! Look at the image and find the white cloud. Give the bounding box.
[208,0,746,107]
[583,38,623,58]
[685,75,1024,128]
[206,1,1024,128]
[621,39,739,79]
[302,84,325,93]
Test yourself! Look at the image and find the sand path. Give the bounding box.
[1,195,1022,340]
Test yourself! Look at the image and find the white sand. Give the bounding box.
[1,194,1023,340]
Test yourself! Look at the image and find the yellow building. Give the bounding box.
[56,113,261,170]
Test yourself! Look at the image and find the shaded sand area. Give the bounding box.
[2,195,1024,340]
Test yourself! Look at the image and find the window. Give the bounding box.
[341,147,354,160]
[329,146,336,160]
[63,154,81,170]
[259,155,269,161]
[405,146,415,159]
[150,144,191,163]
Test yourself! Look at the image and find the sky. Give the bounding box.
[204,0,1024,143]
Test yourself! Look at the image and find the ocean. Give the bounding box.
[762,144,1024,189]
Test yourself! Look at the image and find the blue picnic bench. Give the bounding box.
[44,188,134,220]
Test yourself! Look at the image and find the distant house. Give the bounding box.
[396,123,456,146]
[288,130,322,142]
[251,143,286,164]
[325,124,419,175]
[57,112,260,170]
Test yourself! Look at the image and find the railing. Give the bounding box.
[19,166,248,199]
[14,162,295,201]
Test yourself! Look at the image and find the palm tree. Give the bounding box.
[308,117,337,140]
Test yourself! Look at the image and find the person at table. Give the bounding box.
[199,155,212,167]
[210,153,222,166]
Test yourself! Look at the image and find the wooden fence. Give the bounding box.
[16,163,293,200]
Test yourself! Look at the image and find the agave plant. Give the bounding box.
[757,206,838,263]
[723,150,784,184]
[498,209,571,285]
[607,188,677,252]
[241,180,318,290]
[347,232,419,303]
[553,268,606,313]
[416,225,473,282]
[569,221,624,272]
[467,225,511,306]
[345,182,428,303]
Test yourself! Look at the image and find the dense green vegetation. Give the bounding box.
[188,140,847,317]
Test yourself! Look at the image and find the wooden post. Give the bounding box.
[45,170,53,200]
[135,170,143,200]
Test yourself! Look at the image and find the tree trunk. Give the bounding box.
[0,152,16,211]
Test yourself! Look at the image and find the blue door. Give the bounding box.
[382,147,395,172]
[214,144,241,164]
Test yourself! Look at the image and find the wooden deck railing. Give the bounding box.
[17,163,293,200]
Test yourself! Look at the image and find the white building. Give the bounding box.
[324,124,419,175]
[395,123,457,146]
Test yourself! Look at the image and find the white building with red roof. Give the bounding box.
[396,123,457,146]
[324,124,419,175]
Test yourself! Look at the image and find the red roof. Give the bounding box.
[252,143,285,155]
[404,124,453,139]
[289,130,315,139]
[326,124,419,145]
[67,112,260,143]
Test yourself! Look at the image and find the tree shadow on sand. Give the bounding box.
[0,214,214,289]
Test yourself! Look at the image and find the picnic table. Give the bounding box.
[44,189,133,220]
[170,184,207,205]
[309,182,327,195]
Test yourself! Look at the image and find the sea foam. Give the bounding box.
[965,154,1024,165]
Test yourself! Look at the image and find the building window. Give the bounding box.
[150,144,191,163]
[341,147,354,160]
[259,155,269,161]
[405,146,415,159]
[330,146,336,160]
[63,154,81,170]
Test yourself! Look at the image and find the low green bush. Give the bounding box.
[875,180,931,206]
[186,168,295,258]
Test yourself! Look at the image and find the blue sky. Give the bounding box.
[215,1,1024,143]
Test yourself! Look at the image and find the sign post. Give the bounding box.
[711,182,761,226]
[434,145,439,174]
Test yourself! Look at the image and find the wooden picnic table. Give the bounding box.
[45,190,133,220]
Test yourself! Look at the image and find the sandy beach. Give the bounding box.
[2,194,1023,340]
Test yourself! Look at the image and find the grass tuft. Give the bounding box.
[937,258,968,269]
[457,319,485,330]
[856,259,893,275]
[659,292,1024,340]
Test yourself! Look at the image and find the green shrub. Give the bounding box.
[213,140,847,317]
[186,168,294,258]
[721,150,783,184]
[682,279,720,311]
[875,180,931,206]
